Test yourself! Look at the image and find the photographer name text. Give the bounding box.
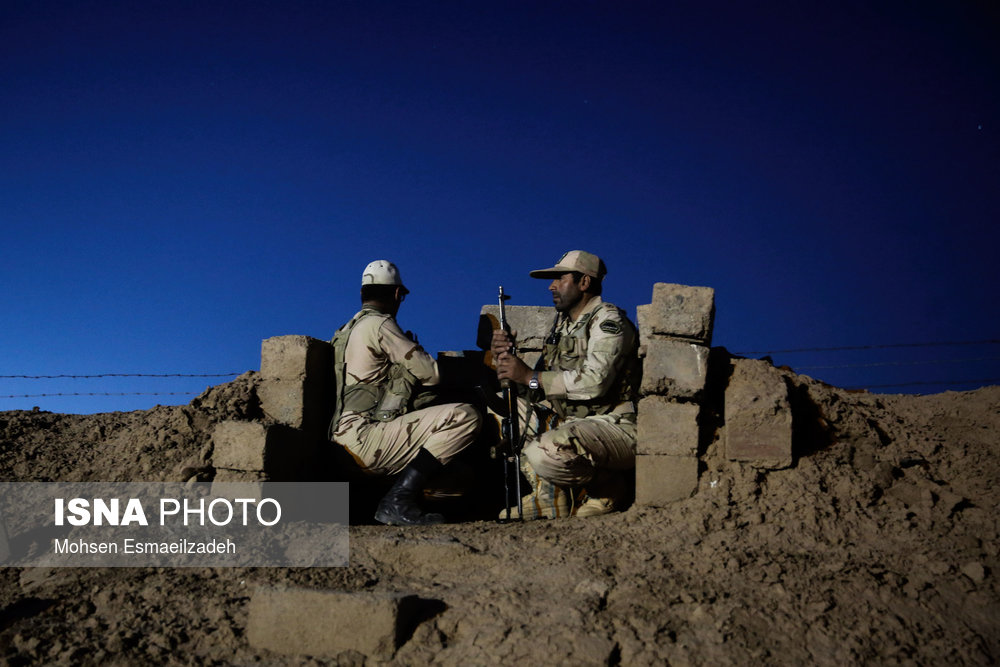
[54,537,236,555]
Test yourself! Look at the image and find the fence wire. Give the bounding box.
[734,338,1000,356]
[2,392,199,399]
[0,372,241,401]
[734,338,1000,391]
[849,378,1000,390]
[2,339,999,402]
[795,356,1000,371]
[0,373,241,379]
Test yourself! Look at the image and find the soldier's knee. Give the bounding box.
[525,436,593,486]
[451,403,482,435]
[457,402,480,422]
[523,443,560,482]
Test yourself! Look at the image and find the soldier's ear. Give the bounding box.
[579,274,592,292]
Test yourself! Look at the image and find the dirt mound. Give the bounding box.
[0,371,262,485]
[0,365,997,665]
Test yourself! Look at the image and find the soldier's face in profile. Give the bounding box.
[549,272,583,312]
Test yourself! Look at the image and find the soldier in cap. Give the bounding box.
[492,250,639,518]
[330,260,482,526]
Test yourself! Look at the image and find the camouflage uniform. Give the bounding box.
[331,307,481,476]
[520,296,638,487]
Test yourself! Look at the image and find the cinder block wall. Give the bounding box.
[635,283,715,506]
[221,283,803,661]
[479,304,558,370]
[212,283,796,504]
[210,336,331,493]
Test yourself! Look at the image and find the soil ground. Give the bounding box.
[0,366,997,665]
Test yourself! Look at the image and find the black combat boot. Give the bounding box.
[374,449,446,526]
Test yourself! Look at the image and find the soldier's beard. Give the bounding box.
[552,292,580,313]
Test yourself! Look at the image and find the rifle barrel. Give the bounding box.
[497,285,522,520]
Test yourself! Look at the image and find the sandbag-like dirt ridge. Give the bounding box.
[0,367,997,665]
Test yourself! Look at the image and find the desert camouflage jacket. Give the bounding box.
[537,297,639,419]
[330,308,439,434]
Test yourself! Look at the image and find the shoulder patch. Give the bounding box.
[600,319,622,335]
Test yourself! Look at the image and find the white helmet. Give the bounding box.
[361,260,409,294]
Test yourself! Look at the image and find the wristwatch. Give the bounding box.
[528,372,540,390]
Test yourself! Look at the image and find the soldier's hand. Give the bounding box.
[491,328,517,358]
[495,350,532,386]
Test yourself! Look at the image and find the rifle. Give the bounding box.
[497,286,523,521]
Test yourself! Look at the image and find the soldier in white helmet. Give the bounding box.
[492,250,639,519]
[329,260,482,525]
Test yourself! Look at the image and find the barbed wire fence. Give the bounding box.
[0,373,242,400]
[730,338,1000,391]
[2,338,999,406]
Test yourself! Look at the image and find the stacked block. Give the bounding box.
[636,282,715,346]
[479,304,557,369]
[210,420,312,494]
[212,421,308,479]
[636,397,700,457]
[211,335,331,491]
[247,586,419,659]
[635,283,715,506]
[258,335,335,439]
[635,455,701,507]
[639,339,711,398]
[724,358,793,469]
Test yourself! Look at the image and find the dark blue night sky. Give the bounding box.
[2,1,998,413]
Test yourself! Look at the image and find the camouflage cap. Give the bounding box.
[529,250,607,280]
[361,260,409,294]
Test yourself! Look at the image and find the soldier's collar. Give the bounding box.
[567,295,603,324]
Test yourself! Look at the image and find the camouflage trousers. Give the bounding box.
[334,403,482,475]
[508,397,636,487]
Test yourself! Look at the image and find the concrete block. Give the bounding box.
[258,379,306,429]
[639,339,710,399]
[247,586,419,659]
[725,358,793,468]
[259,335,335,437]
[634,454,699,506]
[260,335,333,381]
[258,377,330,435]
[478,304,557,352]
[637,397,700,456]
[637,282,715,345]
[211,421,308,480]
